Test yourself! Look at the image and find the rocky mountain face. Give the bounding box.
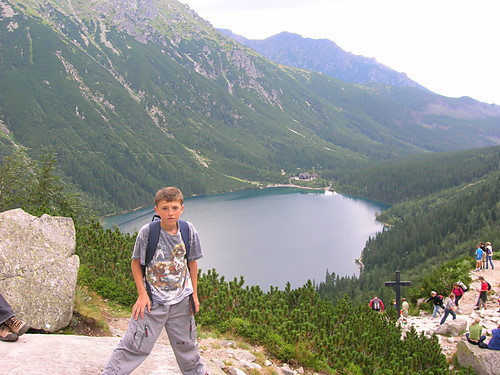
[1,0,499,210]
[220,30,426,90]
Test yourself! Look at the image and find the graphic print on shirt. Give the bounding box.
[147,242,187,292]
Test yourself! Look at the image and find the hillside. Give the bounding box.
[317,147,500,306]
[1,0,500,212]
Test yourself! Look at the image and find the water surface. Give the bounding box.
[103,187,386,290]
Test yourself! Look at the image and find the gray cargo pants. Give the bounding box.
[0,294,14,324]
[102,296,206,375]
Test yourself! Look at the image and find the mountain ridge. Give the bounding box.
[219,30,428,90]
[1,0,499,211]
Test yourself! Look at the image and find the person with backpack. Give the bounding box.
[475,276,489,310]
[426,291,445,318]
[451,283,465,308]
[369,296,384,312]
[102,187,207,375]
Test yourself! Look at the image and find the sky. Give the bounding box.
[181,0,500,105]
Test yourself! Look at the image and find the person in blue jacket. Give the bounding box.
[486,323,500,350]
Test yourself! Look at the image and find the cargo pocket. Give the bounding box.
[124,318,153,355]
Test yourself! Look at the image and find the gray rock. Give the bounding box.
[0,209,79,332]
[435,319,467,336]
[226,366,247,375]
[456,340,500,375]
[234,349,256,363]
[3,334,183,375]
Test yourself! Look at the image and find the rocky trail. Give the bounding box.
[402,260,500,360]
[3,261,499,375]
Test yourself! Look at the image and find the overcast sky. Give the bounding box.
[181,0,500,105]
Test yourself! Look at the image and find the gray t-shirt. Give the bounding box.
[132,220,203,305]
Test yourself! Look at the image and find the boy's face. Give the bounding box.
[154,199,184,228]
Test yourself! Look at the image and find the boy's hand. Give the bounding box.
[132,294,151,320]
[192,294,200,314]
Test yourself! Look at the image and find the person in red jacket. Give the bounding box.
[475,276,488,310]
[369,296,385,312]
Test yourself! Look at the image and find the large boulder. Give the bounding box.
[456,340,500,375]
[0,208,79,332]
[435,319,467,336]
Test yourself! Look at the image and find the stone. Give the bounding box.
[456,340,500,375]
[435,319,467,336]
[281,364,296,375]
[234,349,256,363]
[0,209,79,332]
[226,366,247,375]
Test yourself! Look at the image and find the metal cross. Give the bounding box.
[384,270,411,314]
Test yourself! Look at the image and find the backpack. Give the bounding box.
[142,214,191,303]
[457,281,468,291]
[487,282,492,291]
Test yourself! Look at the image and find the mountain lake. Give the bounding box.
[102,187,388,290]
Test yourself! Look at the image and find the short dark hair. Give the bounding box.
[155,187,184,206]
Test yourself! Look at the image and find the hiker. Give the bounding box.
[480,242,487,269]
[102,187,207,375]
[466,317,486,345]
[401,297,409,318]
[474,244,484,271]
[0,293,29,342]
[485,242,494,269]
[426,291,444,318]
[475,276,488,310]
[439,293,457,325]
[369,296,384,312]
[480,323,500,350]
[451,283,465,307]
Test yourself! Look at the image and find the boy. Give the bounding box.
[102,187,207,375]
[426,291,444,318]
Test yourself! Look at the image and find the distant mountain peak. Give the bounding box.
[220,29,426,90]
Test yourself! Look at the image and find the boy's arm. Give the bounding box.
[188,260,200,314]
[131,259,151,320]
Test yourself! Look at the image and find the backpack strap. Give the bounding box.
[179,220,191,263]
[142,216,162,302]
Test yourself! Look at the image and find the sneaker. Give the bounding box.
[5,316,29,336]
[0,322,19,342]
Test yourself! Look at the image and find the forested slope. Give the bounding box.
[326,145,500,204]
[317,147,500,305]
